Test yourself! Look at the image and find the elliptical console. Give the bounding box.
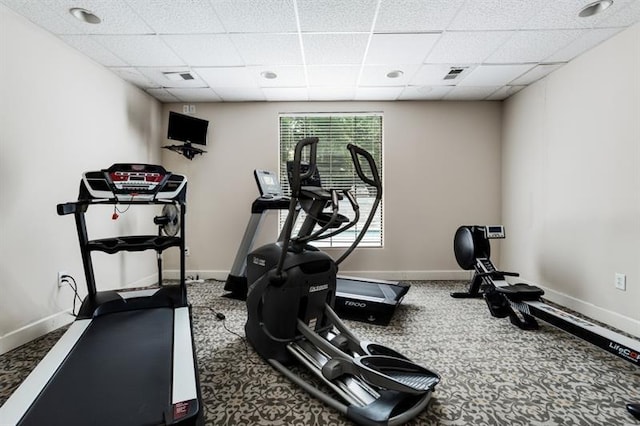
[245,138,440,426]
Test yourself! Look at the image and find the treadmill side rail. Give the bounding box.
[172,307,199,404]
[0,320,91,426]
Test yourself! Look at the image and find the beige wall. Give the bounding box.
[0,6,163,350]
[501,23,640,335]
[161,101,503,280]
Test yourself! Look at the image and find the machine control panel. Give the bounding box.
[109,170,164,191]
[484,225,505,239]
[82,164,186,201]
[254,169,284,198]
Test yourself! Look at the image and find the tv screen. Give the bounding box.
[167,111,209,146]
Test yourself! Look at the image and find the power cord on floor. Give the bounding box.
[60,274,83,316]
[207,307,257,364]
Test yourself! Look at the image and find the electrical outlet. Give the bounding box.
[57,271,68,288]
[185,247,190,256]
[615,273,626,291]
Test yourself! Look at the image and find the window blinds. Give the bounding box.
[278,113,383,247]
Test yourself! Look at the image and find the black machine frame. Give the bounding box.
[243,138,440,426]
[223,168,409,326]
[0,164,202,426]
[452,224,640,420]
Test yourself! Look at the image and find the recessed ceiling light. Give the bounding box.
[260,71,278,79]
[69,7,101,24]
[386,70,404,79]
[578,0,613,17]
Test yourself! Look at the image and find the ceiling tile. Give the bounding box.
[8,1,85,34]
[125,0,225,34]
[359,64,420,86]
[510,64,564,86]
[307,66,361,87]
[448,0,545,30]
[425,31,514,63]
[544,27,624,62]
[444,86,501,101]
[365,33,441,65]
[59,35,128,66]
[354,87,403,101]
[297,0,378,32]
[263,88,309,101]
[486,85,526,101]
[410,64,476,86]
[195,67,259,88]
[110,67,159,88]
[248,66,307,88]
[212,87,266,102]
[137,67,208,88]
[397,85,454,100]
[162,34,243,67]
[375,0,465,32]
[0,0,28,9]
[145,88,179,103]
[485,30,583,63]
[523,0,636,30]
[303,33,369,65]
[92,35,184,66]
[41,0,153,34]
[459,64,535,87]
[210,0,297,33]
[230,33,303,66]
[598,0,640,27]
[307,87,356,101]
[166,88,222,102]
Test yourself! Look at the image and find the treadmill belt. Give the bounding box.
[337,278,386,299]
[20,308,174,426]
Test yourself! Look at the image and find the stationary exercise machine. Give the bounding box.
[0,164,202,426]
[244,137,440,426]
[450,225,519,298]
[452,225,640,420]
[224,169,409,325]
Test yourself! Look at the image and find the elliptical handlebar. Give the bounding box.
[335,144,382,266]
[270,137,320,285]
[290,137,319,198]
[347,143,382,198]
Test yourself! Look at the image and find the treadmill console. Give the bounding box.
[484,225,505,239]
[254,170,284,198]
[82,163,187,201]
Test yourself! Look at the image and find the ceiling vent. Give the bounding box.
[443,67,467,80]
[162,71,195,81]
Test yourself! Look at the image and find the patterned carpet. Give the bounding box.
[1,280,639,425]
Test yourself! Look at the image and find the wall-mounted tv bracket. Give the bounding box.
[163,142,206,160]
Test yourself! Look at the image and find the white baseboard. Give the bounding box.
[162,269,472,282]
[0,310,75,355]
[509,277,640,338]
[127,273,160,288]
[0,273,159,356]
[163,270,229,281]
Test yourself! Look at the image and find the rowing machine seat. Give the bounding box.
[496,283,544,302]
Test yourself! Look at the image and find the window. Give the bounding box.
[279,113,383,248]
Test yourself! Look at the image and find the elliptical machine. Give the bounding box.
[245,137,440,426]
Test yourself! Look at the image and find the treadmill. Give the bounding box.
[0,164,202,426]
[223,169,409,326]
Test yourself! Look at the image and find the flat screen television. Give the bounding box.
[167,111,209,146]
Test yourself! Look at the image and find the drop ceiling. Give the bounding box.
[2,0,639,102]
